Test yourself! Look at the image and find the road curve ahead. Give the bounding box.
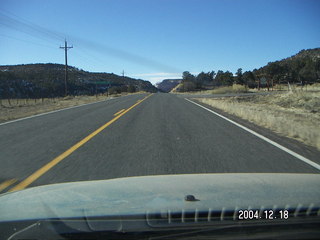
[0,93,319,193]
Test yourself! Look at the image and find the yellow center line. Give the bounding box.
[9,94,153,192]
[114,109,125,116]
[0,179,17,192]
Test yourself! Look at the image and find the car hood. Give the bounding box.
[0,173,320,221]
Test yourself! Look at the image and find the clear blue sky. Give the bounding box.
[0,0,319,85]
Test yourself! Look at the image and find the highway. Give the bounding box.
[1,93,320,193]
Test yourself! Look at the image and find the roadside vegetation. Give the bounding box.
[173,84,249,94]
[195,85,320,150]
[172,48,320,94]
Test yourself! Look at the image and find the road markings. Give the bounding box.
[0,179,17,192]
[185,98,320,171]
[8,94,153,192]
[114,109,125,116]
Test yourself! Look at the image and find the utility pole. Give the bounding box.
[60,39,73,96]
[122,70,126,89]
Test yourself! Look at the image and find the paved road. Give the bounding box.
[0,93,319,193]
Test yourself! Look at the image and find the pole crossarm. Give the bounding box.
[59,40,73,96]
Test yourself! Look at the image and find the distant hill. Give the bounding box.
[253,48,320,84]
[0,63,158,98]
[156,79,182,92]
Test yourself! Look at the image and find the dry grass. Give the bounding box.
[172,84,249,94]
[0,91,146,123]
[195,91,320,150]
[210,84,248,94]
[250,83,320,92]
[173,89,213,94]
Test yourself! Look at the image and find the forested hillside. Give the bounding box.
[177,48,320,92]
[0,63,157,98]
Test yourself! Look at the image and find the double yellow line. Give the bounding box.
[0,179,17,192]
[7,94,153,192]
[114,109,125,116]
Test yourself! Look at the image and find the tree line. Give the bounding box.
[179,48,320,92]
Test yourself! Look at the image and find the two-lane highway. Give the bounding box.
[1,93,319,193]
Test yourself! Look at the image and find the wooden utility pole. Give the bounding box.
[122,70,125,89]
[60,39,73,96]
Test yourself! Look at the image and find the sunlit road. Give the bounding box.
[1,93,319,193]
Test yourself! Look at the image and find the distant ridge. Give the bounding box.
[156,79,182,92]
[0,63,158,98]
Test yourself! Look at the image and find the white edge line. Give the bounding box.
[0,94,135,126]
[185,98,320,171]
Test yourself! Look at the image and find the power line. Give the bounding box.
[0,33,56,49]
[75,45,110,69]
[60,39,73,96]
[0,9,181,73]
[0,10,64,42]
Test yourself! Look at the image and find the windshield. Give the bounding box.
[0,0,320,239]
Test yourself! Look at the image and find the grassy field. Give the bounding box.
[0,92,145,123]
[195,87,320,150]
[173,83,320,94]
[172,84,250,94]
[250,83,320,92]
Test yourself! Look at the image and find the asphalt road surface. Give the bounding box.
[1,93,319,193]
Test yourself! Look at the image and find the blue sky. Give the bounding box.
[0,0,319,85]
